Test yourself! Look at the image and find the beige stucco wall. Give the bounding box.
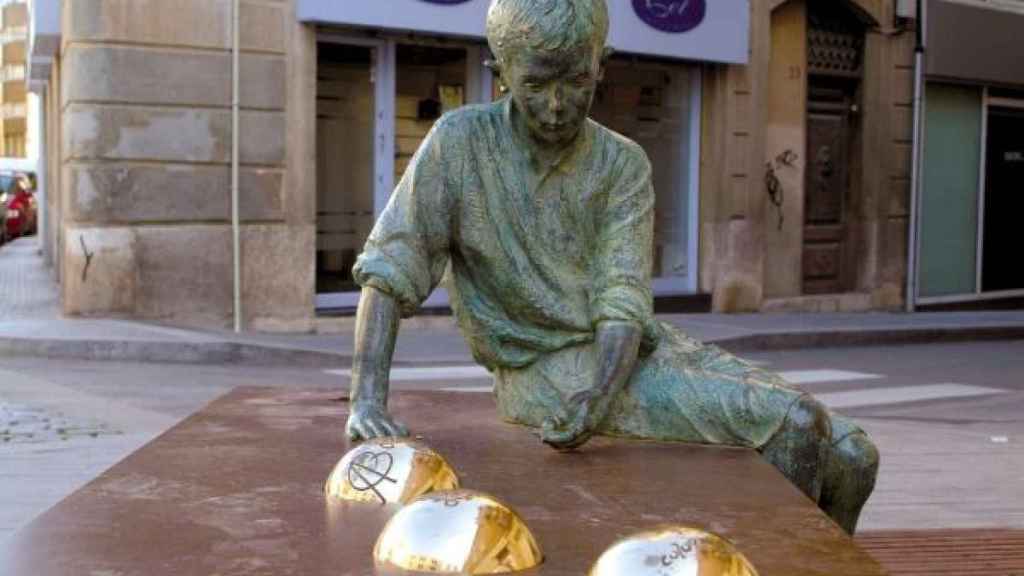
[700,0,914,312]
[57,0,317,329]
[763,0,807,299]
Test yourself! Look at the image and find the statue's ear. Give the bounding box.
[597,47,615,81]
[485,59,506,92]
[484,59,501,77]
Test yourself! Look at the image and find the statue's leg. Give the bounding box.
[757,395,831,503]
[819,415,880,534]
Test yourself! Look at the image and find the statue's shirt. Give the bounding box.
[354,98,658,371]
[354,99,849,449]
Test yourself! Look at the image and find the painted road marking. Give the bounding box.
[327,367,882,384]
[778,370,883,385]
[326,365,491,381]
[815,384,1007,409]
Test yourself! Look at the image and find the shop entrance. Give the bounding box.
[316,43,375,296]
[315,36,490,310]
[982,103,1024,292]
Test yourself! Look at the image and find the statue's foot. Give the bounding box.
[820,429,880,535]
[759,395,831,503]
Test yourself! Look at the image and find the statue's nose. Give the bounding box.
[549,86,565,113]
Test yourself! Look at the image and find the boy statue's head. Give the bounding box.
[486,0,610,150]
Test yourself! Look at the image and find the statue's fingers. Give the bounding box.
[366,419,388,439]
[541,425,580,447]
[560,428,595,451]
[381,418,409,437]
[347,420,366,441]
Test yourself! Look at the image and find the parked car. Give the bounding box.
[1,173,37,241]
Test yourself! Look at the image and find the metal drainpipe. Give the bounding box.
[231,0,242,332]
[905,0,926,313]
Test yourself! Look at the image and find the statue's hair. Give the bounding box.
[486,0,609,62]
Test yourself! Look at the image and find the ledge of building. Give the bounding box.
[761,293,875,314]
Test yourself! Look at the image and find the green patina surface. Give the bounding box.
[353,97,803,449]
[347,0,878,535]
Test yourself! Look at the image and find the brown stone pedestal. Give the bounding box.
[0,387,886,575]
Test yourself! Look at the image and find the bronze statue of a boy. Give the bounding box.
[345,0,879,534]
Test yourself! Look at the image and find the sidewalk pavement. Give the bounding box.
[2,236,1024,366]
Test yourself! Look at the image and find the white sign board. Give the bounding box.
[297,0,750,65]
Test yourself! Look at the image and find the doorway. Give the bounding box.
[316,43,375,296]
[315,36,489,311]
[801,2,865,295]
[982,103,1024,292]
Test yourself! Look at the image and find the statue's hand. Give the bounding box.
[346,401,409,441]
[540,389,611,452]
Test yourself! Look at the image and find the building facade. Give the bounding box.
[25,0,924,330]
[1,0,28,158]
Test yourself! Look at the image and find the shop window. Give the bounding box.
[591,58,693,287]
[919,83,983,299]
[394,44,467,182]
[316,44,376,294]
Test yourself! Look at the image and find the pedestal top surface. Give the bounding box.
[1,387,886,575]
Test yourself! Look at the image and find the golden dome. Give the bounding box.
[374,489,544,574]
[324,437,459,505]
[589,526,759,576]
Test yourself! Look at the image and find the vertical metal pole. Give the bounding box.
[686,68,702,295]
[231,0,242,332]
[37,88,47,259]
[906,0,926,312]
[373,40,396,217]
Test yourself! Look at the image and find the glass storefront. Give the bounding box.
[315,37,700,310]
[917,84,1024,302]
[590,58,697,295]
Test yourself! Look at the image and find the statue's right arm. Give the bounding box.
[346,286,410,441]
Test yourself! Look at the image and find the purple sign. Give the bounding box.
[632,0,707,34]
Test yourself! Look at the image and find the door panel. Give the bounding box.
[803,104,849,295]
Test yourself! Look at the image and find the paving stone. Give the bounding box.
[0,238,58,320]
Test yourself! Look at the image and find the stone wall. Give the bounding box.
[58,0,316,330]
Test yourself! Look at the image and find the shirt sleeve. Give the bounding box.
[352,119,454,318]
[591,143,656,332]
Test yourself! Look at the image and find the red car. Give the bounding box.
[2,175,37,242]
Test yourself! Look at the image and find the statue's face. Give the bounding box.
[502,43,601,148]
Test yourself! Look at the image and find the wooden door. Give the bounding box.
[802,85,853,294]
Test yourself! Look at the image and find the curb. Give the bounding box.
[0,337,351,367]
[711,325,1024,353]
[1,325,1022,366]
